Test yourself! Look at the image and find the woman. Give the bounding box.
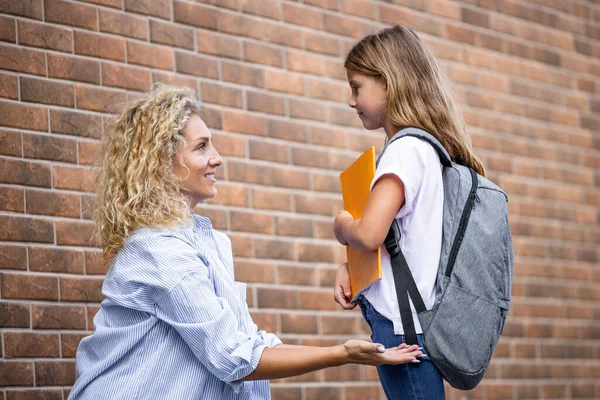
[68,84,422,399]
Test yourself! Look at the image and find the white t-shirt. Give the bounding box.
[364,136,444,335]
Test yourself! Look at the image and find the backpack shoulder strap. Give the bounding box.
[377,127,452,167]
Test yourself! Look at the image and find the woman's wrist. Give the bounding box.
[332,343,351,366]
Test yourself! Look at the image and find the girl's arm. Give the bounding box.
[240,341,420,381]
[334,174,405,252]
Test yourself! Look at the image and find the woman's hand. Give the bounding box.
[333,263,356,310]
[333,210,353,245]
[342,340,422,366]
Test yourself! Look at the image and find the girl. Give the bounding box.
[68,84,422,400]
[333,25,486,400]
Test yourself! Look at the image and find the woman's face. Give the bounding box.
[347,70,388,131]
[173,114,223,206]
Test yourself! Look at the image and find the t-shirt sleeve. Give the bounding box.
[370,137,433,219]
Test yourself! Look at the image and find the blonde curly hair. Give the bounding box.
[95,84,201,266]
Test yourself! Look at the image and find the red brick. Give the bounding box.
[28,246,84,274]
[287,50,323,76]
[61,333,88,358]
[305,387,341,400]
[270,387,302,400]
[272,167,310,190]
[221,62,263,87]
[223,110,268,136]
[0,186,24,213]
[26,189,80,218]
[76,140,99,167]
[312,173,340,194]
[323,13,374,39]
[196,30,241,59]
[268,119,307,142]
[0,301,30,327]
[35,361,76,386]
[230,210,273,234]
[265,70,303,95]
[200,81,243,108]
[241,0,280,19]
[0,17,17,43]
[127,41,173,70]
[328,106,362,128]
[0,101,48,131]
[152,71,197,89]
[254,238,295,260]
[150,20,194,50]
[55,219,96,247]
[0,43,46,75]
[52,165,97,192]
[60,276,104,302]
[262,22,303,49]
[32,304,86,330]
[44,0,97,30]
[79,0,122,7]
[205,183,249,207]
[86,305,100,330]
[17,19,72,52]
[174,1,218,30]
[74,31,125,62]
[289,98,326,122]
[0,361,34,386]
[243,41,282,67]
[248,138,288,163]
[278,265,316,286]
[101,62,150,92]
[21,77,74,108]
[0,159,51,187]
[124,0,170,19]
[305,31,340,57]
[75,85,125,113]
[48,53,100,84]
[246,91,285,115]
[252,188,291,211]
[234,261,275,284]
[0,243,26,270]
[99,8,148,40]
[275,216,313,237]
[295,193,341,216]
[4,332,60,358]
[281,314,318,334]
[297,243,335,263]
[175,51,218,78]
[257,287,298,308]
[282,2,323,30]
[0,0,43,20]
[217,12,261,40]
[0,72,18,99]
[50,109,102,139]
[1,272,58,300]
[304,0,337,10]
[196,0,237,10]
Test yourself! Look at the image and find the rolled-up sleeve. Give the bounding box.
[154,269,267,388]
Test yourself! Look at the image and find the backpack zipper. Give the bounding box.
[444,168,478,278]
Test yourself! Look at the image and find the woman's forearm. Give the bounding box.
[240,345,346,381]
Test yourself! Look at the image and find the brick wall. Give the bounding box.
[0,0,598,399]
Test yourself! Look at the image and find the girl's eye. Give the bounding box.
[196,142,206,151]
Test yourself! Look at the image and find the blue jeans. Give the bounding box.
[358,297,445,400]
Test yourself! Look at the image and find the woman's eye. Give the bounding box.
[196,143,206,151]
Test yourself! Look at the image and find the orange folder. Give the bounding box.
[339,146,382,302]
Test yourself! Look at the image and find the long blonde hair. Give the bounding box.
[345,25,486,176]
[95,84,201,266]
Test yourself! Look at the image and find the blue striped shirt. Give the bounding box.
[69,215,281,400]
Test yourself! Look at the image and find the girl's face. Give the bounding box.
[347,70,388,131]
[173,114,223,207]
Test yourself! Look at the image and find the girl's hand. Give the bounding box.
[333,210,353,245]
[333,263,356,310]
[342,340,422,366]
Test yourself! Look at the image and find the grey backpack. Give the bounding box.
[378,127,514,390]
